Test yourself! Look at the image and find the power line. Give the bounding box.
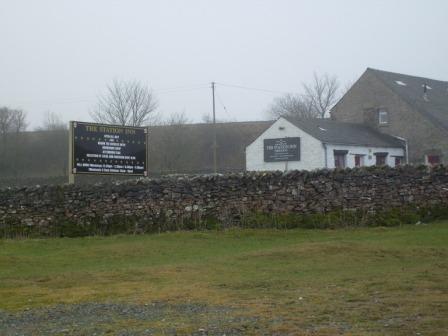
[155,85,210,94]
[153,83,209,91]
[6,84,211,106]
[8,98,96,106]
[214,88,255,142]
[215,82,291,95]
[5,82,290,108]
[215,90,232,119]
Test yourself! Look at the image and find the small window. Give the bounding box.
[395,156,404,166]
[334,150,348,168]
[426,155,440,166]
[375,152,388,166]
[378,109,388,125]
[354,154,364,167]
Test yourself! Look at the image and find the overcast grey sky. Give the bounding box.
[1,0,447,129]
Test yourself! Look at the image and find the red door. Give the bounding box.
[427,155,440,166]
[395,157,403,166]
[334,154,346,168]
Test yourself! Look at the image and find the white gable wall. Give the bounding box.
[246,117,406,172]
[246,118,325,171]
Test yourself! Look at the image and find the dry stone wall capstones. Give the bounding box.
[1,166,448,236]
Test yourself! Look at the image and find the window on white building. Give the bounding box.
[334,150,348,168]
[354,154,365,167]
[375,152,388,166]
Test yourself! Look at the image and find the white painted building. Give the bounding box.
[246,117,405,171]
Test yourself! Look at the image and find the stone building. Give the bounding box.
[331,68,448,165]
[246,117,404,171]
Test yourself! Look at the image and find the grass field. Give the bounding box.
[1,222,447,335]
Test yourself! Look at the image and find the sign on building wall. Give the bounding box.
[70,121,148,176]
[264,137,300,162]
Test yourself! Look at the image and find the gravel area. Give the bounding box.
[0,302,262,336]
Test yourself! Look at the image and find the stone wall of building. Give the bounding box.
[331,70,448,165]
[1,166,447,237]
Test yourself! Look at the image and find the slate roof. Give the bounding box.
[367,68,448,131]
[148,120,274,172]
[149,120,274,146]
[284,117,404,148]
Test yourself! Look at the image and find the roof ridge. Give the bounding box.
[284,116,379,128]
[367,68,448,84]
[149,120,274,128]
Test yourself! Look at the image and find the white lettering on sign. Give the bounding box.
[73,122,147,175]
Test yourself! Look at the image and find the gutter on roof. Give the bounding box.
[392,135,409,164]
[325,141,403,148]
[323,143,328,168]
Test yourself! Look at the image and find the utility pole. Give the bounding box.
[211,82,217,174]
[68,121,75,185]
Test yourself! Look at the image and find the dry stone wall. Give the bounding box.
[1,166,448,236]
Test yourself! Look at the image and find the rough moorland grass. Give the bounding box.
[1,222,447,335]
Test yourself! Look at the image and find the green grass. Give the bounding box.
[1,222,448,335]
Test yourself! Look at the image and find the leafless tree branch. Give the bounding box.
[0,107,28,135]
[91,79,159,126]
[11,110,28,133]
[267,93,319,120]
[35,111,67,131]
[268,72,340,120]
[165,111,190,126]
[303,72,340,118]
[0,107,14,137]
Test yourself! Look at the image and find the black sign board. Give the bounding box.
[71,121,147,176]
[264,137,300,162]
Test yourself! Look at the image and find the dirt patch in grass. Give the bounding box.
[0,302,261,335]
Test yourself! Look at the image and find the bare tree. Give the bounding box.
[201,114,214,123]
[268,72,340,119]
[165,111,190,126]
[11,109,28,133]
[267,93,318,119]
[0,107,28,177]
[0,106,27,136]
[303,72,340,118]
[36,111,67,131]
[201,113,235,124]
[91,79,159,126]
[0,107,15,164]
[0,107,13,136]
